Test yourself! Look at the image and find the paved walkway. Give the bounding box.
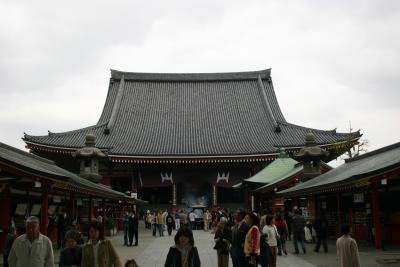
[110,222,400,266]
[109,223,315,267]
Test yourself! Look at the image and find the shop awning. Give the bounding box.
[278,142,400,197]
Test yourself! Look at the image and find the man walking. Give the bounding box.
[230,209,248,267]
[8,216,54,267]
[313,214,329,253]
[180,210,188,228]
[174,210,180,230]
[123,211,130,246]
[189,210,196,230]
[128,212,137,246]
[132,211,139,246]
[292,209,306,254]
[157,210,165,236]
[57,209,69,249]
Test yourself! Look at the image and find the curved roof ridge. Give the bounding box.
[110,68,271,81]
[278,121,360,136]
[257,75,280,132]
[24,122,108,138]
[105,75,125,133]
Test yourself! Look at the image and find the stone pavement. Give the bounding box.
[108,222,315,267]
[293,239,400,267]
[109,222,400,266]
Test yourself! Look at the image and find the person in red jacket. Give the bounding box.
[274,213,289,255]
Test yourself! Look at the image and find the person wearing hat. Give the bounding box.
[8,216,54,267]
[3,226,16,267]
[59,230,82,267]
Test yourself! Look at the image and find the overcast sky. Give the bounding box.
[1,0,399,166]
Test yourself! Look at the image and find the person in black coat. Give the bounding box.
[164,227,201,267]
[230,210,248,267]
[59,230,82,267]
[313,214,329,252]
[58,209,70,249]
[128,211,139,246]
[3,226,16,267]
[292,209,306,254]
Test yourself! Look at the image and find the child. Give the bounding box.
[125,259,139,267]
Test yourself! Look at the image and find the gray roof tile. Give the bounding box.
[24,69,360,157]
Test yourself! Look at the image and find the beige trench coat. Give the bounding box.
[81,239,122,267]
[336,235,361,267]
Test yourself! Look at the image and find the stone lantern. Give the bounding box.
[294,131,329,181]
[73,134,106,183]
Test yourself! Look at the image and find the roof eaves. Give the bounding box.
[278,161,400,196]
[345,142,400,163]
[110,68,272,81]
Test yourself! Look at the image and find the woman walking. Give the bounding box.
[81,221,122,267]
[274,214,288,255]
[164,227,201,267]
[262,215,279,267]
[243,213,260,267]
[214,217,232,267]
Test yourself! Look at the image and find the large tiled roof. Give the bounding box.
[278,142,400,196]
[24,69,360,157]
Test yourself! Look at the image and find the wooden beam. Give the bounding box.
[41,184,49,235]
[371,183,383,249]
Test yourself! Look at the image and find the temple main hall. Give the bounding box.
[23,68,361,209]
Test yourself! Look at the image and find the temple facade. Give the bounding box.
[23,68,361,209]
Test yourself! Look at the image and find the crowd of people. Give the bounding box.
[2,207,362,267]
[4,216,139,267]
[144,207,361,267]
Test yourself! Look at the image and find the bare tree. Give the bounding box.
[340,121,368,160]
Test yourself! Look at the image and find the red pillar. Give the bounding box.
[371,183,383,249]
[271,194,276,214]
[102,200,106,234]
[41,185,49,235]
[336,193,342,237]
[311,195,317,218]
[212,185,218,207]
[131,175,136,193]
[101,176,111,186]
[88,197,93,223]
[0,186,12,253]
[70,192,76,222]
